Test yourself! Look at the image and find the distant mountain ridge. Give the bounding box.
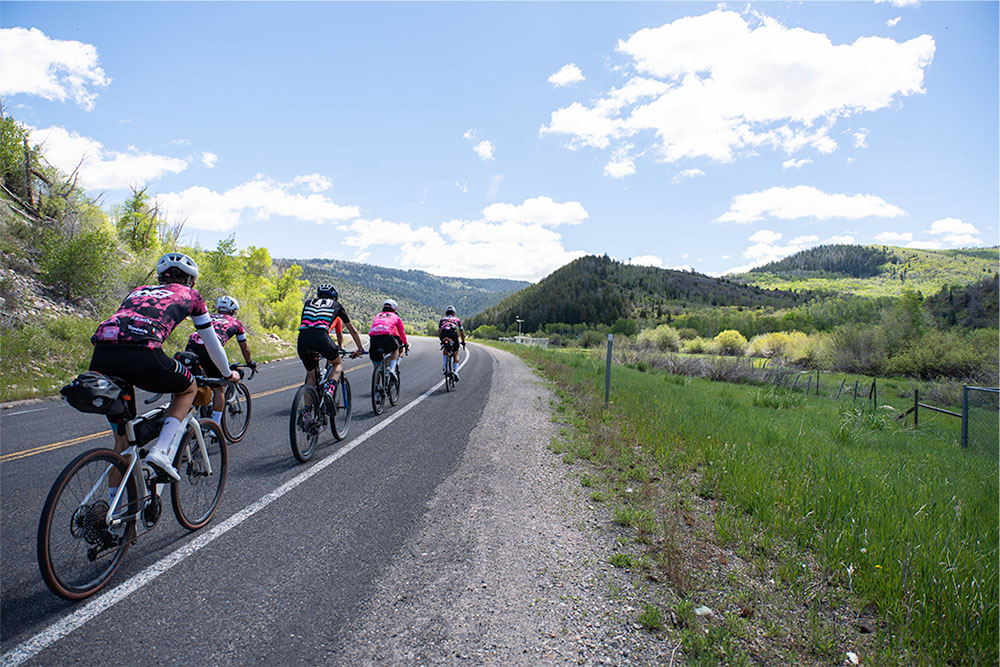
[735,244,999,298]
[278,257,529,322]
[468,255,806,332]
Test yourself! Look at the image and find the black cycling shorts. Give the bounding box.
[368,334,399,363]
[90,345,194,396]
[439,330,459,349]
[185,342,225,378]
[297,328,340,371]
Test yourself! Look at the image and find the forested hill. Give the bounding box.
[468,255,804,332]
[737,244,999,297]
[281,257,528,320]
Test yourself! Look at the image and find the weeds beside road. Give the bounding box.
[498,342,998,665]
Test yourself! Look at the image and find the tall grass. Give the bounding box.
[508,343,998,664]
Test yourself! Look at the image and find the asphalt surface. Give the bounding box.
[0,336,491,665]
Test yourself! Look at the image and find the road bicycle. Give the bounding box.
[38,375,228,600]
[441,339,461,392]
[197,363,257,442]
[289,348,355,463]
[370,342,407,416]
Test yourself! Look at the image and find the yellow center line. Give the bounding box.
[0,364,366,464]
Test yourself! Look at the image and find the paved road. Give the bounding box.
[0,337,490,665]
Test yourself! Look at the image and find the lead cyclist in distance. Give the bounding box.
[438,305,466,382]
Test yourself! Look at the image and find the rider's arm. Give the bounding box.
[344,319,365,352]
[192,312,233,377]
[238,338,253,364]
[395,317,408,346]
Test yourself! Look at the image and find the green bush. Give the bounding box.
[472,324,501,340]
[714,329,748,356]
[580,330,606,348]
[885,329,986,379]
[637,323,680,351]
[683,336,709,354]
[39,224,118,302]
[610,317,638,337]
[825,324,886,375]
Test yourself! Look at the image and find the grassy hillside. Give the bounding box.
[469,255,806,332]
[286,257,528,320]
[736,244,998,298]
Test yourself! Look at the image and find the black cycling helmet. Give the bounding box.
[317,284,338,299]
[445,305,456,315]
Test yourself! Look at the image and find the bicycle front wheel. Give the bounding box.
[37,448,138,600]
[221,382,252,442]
[290,385,322,462]
[331,376,352,441]
[371,367,386,416]
[171,419,228,530]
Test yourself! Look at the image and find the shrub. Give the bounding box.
[637,323,680,352]
[885,329,985,379]
[677,327,699,340]
[714,329,748,356]
[610,317,638,337]
[39,224,118,302]
[747,331,792,358]
[472,324,501,340]
[684,336,709,354]
[825,325,886,375]
[580,330,606,348]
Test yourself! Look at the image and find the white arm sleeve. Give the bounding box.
[192,312,231,373]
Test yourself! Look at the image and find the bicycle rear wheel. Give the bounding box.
[221,382,252,443]
[290,384,322,462]
[371,366,386,415]
[331,376,352,441]
[171,419,228,530]
[37,448,138,600]
[445,356,453,392]
[387,367,400,406]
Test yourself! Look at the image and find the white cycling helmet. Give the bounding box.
[383,299,398,312]
[156,252,199,280]
[217,295,239,313]
[445,305,456,315]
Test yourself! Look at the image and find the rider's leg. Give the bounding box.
[211,387,225,423]
[388,348,400,375]
[146,378,197,480]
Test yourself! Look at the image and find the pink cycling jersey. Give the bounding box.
[438,315,463,333]
[368,311,408,345]
[93,283,209,348]
[189,313,247,346]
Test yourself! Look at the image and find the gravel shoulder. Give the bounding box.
[336,345,673,665]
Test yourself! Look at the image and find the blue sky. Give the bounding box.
[1,1,997,281]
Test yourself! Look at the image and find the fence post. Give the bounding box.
[913,389,919,427]
[853,380,858,403]
[805,374,812,396]
[604,334,613,408]
[836,379,845,400]
[961,384,969,449]
[816,370,820,396]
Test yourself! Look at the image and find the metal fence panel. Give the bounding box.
[963,386,999,455]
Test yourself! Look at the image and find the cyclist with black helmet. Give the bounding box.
[438,305,466,382]
[185,295,256,424]
[368,299,408,379]
[297,284,365,389]
[90,252,239,481]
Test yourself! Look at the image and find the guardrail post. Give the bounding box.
[605,334,613,408]
[961,384,969,449]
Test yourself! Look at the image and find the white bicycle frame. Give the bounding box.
[98,407,213,528]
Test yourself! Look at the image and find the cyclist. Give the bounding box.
[185,295,257,424]
[90,252,239,481]
[368,299,408,379]
[297,284,365,389]
[438,305,466,382]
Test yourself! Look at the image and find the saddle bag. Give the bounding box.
[173,350,204,375]
[60,371,127,417]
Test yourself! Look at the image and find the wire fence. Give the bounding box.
[963,386,999,454]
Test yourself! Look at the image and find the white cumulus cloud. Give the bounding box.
[874,231,913,243]
[201,152,218,169]
[156,175,359,232]
[887,16,902,27]
[717,185,906,223]
[0,27,110,110]
[925,218,982,247]
[336,196,589,281]
[474,140,495,162]
[782,158,813,169]
[726,230,856,273]
[32,125,187,190]
[629,255,663,267]
[853,129,870,148]
[541,9,934,173]
[548,63,585,87]
[672,168,705,184]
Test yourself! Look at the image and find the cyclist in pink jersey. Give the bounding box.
[185,295,256,424]
[438,306,466,381]
[90,253,239,481]
[368,299,408,379]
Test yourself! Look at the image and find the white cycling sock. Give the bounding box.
[389,359,397,373]
[212,410,223,424]
[154,417,182,456]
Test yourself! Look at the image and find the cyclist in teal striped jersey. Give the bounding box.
[296,284,365,390]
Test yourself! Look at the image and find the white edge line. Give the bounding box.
[1,347,472,666]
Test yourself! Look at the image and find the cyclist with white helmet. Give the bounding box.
[185,295,256,424]
[368,299,408,379]
[90,252,239,481]
[438,305,466,382]
[297,284,365,389]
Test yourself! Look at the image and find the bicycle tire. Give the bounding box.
[371,366,386,416]
[171,419,228,530]
[221,382,252,443]
[387,367,400,406]
[445,356,453,392]
[331,376,352,441]
[37,448,138,600]
[290,384,322,462]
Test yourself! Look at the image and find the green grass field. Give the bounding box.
[504,342,998,664]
